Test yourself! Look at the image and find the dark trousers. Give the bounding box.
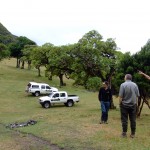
[120,104,137,134]
[100,101,110,122]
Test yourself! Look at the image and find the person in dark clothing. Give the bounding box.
[98,81,112,124]
[119,74,140,138]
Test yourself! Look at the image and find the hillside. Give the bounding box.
[0,22,17,45]
[0,58,150,150]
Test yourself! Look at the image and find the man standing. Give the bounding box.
[119,74,140,138]
[98,81,112,124]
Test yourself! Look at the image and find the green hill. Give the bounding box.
[0,22,17,45]
[0,58,150,150]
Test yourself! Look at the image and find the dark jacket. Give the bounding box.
[98,87,112,102]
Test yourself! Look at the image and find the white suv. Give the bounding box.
[26,82,58,96]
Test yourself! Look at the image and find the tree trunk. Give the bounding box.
[45,70,52,80]
[108,73,116,109]
[37,67,41,77]
[137,95,150,117]
[59,74,64,87]
[28,60,31,70]
[48,74,52,80]
[16,58,20,68]
[137,97,144,117]
[21,61,24,69]
[110,98,116,109]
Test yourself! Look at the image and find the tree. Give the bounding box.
[9,36,36,68]
[0,43,10,61]
[46,44,74,86]
[21,45,37,70]
[112,42,150,116]
[133,40,150,116]
[70,30,118,87]
[30,43,53,77]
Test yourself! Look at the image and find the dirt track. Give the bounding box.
[11,131,65,150]
[0,123,67,150]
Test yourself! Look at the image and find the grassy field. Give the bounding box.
[0,58,150,150]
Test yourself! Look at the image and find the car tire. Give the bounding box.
[43,102,51,108]
[35,91,40,97]
[67,100,74,107]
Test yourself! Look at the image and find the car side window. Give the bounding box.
[60,93,66,97]
[41,85,45,89]
[53,93,59,98]
[46,86,50,89]
[32,85,39,89]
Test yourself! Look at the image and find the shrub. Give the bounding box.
[86,77,102,92]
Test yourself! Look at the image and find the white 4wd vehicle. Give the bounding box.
[39,91,79,108]
[26,82,58,96]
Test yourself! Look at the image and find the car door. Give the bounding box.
[59,92,67,103]
[51,93,60,103]
[45,85,51,94]
[40,85,46,94]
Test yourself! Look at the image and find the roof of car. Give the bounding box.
[53,91,66,93]
[29,82,49,85]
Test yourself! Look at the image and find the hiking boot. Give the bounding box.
[121,132,127,138]
[99,121,104,124]
[104,121,108,124]
[130,134,135,138]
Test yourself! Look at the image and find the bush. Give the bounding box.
[86,77,102,92]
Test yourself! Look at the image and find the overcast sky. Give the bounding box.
[1,0,150,54]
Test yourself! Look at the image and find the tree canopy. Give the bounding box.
[112,40,150,116]
[1,24,149,116]
[70,30,118,88]
[0,43,10,61]
[9,36,36,67]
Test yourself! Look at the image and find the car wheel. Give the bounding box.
[35,91,40,97]
[43,102,50,108]
[67,100,74,107]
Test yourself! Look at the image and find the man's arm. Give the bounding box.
[136,97,139,105]
[136,85,140,105]
[119,96,123,105]
[98,88,101,101]
[119,84,124,105]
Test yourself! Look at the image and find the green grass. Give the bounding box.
[0,58,150,150]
